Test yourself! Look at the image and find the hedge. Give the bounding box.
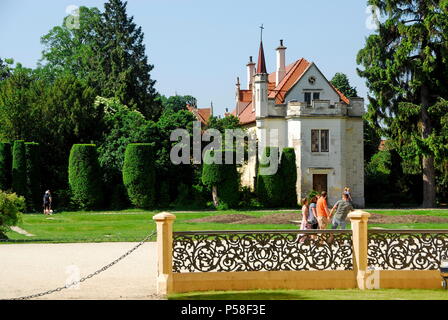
[0,142,12,191]
[12,140,27,197]
[202,150,239,209]
[122,143,156,209]
[256,146,282,208]
[279,148,298,207]
[217,161,240,209]
[25,142,41,211]
[201,149,223,186]
[68,144,103,210]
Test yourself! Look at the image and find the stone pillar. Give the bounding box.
[348,210,371,289]
[153,212,176,295]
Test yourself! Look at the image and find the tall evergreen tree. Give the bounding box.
[91,0,160,119]
[357,0,448,207]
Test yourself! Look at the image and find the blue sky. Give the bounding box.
[0,0,375,116]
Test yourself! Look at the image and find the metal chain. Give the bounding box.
[5,230,157,300]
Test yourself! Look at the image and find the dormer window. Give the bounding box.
[304,92,321,106]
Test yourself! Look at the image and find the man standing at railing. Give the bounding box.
[329,193,354,230]
[316,191,331,229]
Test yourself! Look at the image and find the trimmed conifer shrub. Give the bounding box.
[202,149,240,209]
[12,140,27,197]
[256,146,282,208]
[25,142,41,211]
[0,142,12,191]
[68,144,103,210]
[122,143,155,209]
[201,149,223,208]
[279,148,298,207]
[217,161,240,210]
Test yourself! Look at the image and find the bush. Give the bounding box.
[0,191,25,239]
[68,144,103,210]
[279,148,298,207]
[217,161,240,209]
[0,142,12,191]
[122,143,156,209]
[256,147,282,208]
[201,150,222,186]
[202,150,239,209]
[25,142,41,211]
[12,140,27,197]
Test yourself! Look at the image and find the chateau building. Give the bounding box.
[231,39,365,208]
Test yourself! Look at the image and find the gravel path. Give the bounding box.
[0,242,162,300]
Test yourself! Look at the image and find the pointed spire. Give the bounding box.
[256,41,267,74]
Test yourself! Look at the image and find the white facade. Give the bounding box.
[239,54,365,207]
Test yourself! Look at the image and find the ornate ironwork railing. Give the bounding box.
[368,230,448,270]
[172,230,353,273]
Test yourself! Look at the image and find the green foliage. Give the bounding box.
[25,142,41,211]
[96,97,153,208]
[0,142,12,191]
[357,1,448,206]
[122,143,156,209]
[201,150,223,186]
[0,65,42,142]
[363,117,382,164]
[0,190,25,238]
[90,0,160,119]
[0,58,13,81]
[39,6,101,80]
[330,72,358,98]
[68,144,103,210]
[0,70,101,190]
[279,148,298,208]
[158,95,197,113]
[207,115,242,132]
[12,140,26,197]
[257,147,282,208]
[217,161,240,210]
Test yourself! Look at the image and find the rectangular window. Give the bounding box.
[311,129,329,153]
[311,130,320,152]
[320,130,329,152]
[313,92,320,100]
[304,92,311,105]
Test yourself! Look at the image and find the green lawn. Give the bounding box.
[168,289,448,300]
[4,208,448,243]
[4,209,299,242]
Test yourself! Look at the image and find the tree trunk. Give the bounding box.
[421,85,437,208]
[212,185,219,208]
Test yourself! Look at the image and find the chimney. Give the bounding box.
[246,56,256,90]
[276,39,287,86]
[210,101,214,117]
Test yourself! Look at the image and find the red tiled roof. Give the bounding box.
[239,90,252,102]
[331,84,350,105]
[268,58,311,104]
[236,102,255,125]
[187,104,211,125]
[230,58,350,125]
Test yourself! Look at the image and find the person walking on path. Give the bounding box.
[43,190,52,215]
[330,193,354,230]
[300,198,310,230]
[308,196,319,230]
[316,191,331,230]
